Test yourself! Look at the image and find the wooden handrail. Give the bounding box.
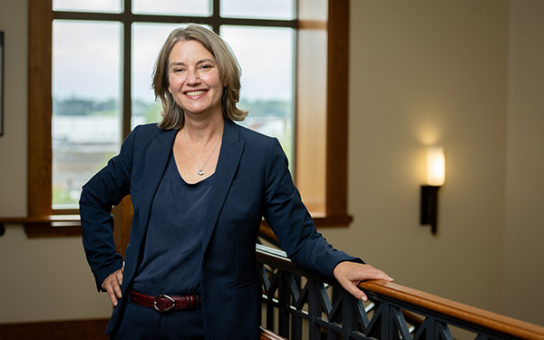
[256,244,544,339]
[260,327,287,340]
[360,280,544,340]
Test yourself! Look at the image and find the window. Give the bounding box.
[51,1,297,209]
[25,0,351,237]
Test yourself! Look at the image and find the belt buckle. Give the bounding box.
[153,294,175,312]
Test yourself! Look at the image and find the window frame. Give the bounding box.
[23,0,351,237]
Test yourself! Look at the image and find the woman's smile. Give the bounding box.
[185,90,207,97]
[167,40,224,118]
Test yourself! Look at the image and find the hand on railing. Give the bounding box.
[333,261,394,302]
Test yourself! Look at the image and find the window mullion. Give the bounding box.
[122,20,132,139]
[212,0,221,33]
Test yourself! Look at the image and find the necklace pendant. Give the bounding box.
[198,170,205,176]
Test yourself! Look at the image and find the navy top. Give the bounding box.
[131,152,214,296]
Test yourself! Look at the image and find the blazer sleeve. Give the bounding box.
[79,126,137,291]
[261,138,362,278]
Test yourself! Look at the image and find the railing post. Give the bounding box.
[289,273,303,340]
[278,270,291,338]
[308,279,323,340]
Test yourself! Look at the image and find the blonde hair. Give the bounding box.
[152,25,248,130]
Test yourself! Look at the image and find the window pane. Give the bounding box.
[221,0,295,20]
[53,0,123,13]
[132,23,182,128]
[132,0,211,16]
[52,21,122,208]
[221,26,295,165]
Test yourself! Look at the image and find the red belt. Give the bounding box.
[130,291,201,312]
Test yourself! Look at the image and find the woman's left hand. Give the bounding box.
[333,261,393,302]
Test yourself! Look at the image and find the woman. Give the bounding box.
[80,25,392,339]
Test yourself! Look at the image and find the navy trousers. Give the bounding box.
[110,300,204,340]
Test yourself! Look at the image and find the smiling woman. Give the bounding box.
[77,24,385,339]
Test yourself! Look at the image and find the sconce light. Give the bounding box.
[420,146,445,235]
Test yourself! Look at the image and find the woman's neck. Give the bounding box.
[182,114,225,143]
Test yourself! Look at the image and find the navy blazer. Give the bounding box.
[80,120,359,338]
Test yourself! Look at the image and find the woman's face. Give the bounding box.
[167,40,224,118]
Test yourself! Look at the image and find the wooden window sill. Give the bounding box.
[0,215,82,238]
[0,213,351,239]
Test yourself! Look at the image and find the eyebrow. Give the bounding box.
[169,58,216,68]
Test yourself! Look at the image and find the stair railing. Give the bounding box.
[256,243,544,340]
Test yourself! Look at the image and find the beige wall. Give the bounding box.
[0,0,542,327]
[323,0,507,313]
[0,0,113,323]
[503,0,544,326]
[322,0,544,327]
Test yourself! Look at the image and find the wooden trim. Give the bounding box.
[298,20,327,30]
[27,0,53,219]
[112,196,133,258]
[0,215,81,238]
[0,319,287,340]
[23,224,82,238]
[359,280,544,340]
[295,0,352,225]
[326,0,350,218]
[0,215,79,224]
[0,318,109,340]
[295,1,327,217]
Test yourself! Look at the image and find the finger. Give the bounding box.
[343,280,368,302]
[103,280,119,306]
[114,271,123,299]
[102,271,123,307]
[360,291,369,302]
[109,289,119,306]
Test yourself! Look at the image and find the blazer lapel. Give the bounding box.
[122,127,176,292]
[137,128,177,236]
[201,121,245,254]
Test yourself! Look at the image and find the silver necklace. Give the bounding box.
[182,130,221,176]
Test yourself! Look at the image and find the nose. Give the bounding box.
[186,69,200,85]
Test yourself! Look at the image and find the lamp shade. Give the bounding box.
[426,146,445,186]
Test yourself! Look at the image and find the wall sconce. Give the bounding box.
[421,146,445,235]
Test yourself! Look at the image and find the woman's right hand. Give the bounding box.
[101,267,124,306]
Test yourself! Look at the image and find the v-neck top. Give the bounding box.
[131,152,215,296]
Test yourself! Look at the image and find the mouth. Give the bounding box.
[184,90,207,97]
